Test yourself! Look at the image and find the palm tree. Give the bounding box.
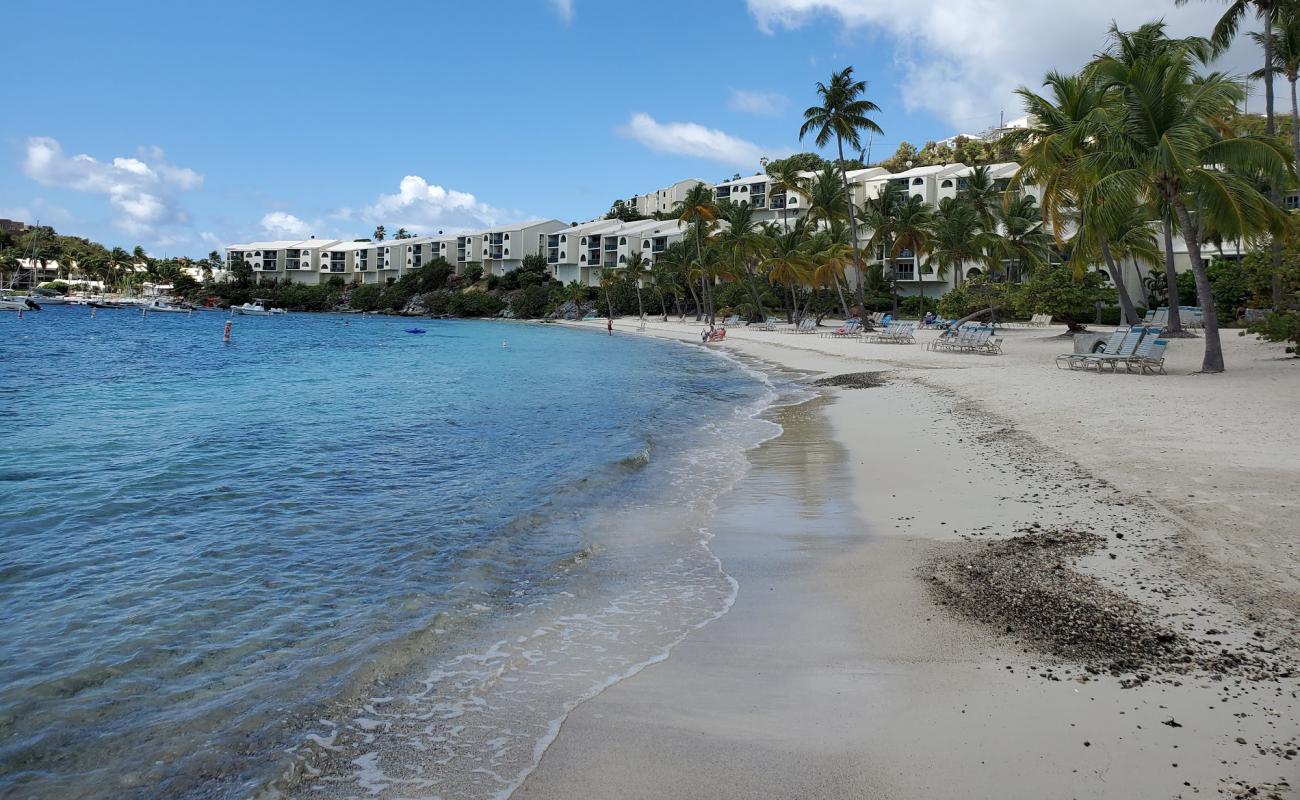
[1090,33,1291,371]
[861,187,903,314]
[808,232,854,320]
[768,163,808,231]
[761,224,814,322]
[598,266,619,318]
[1013,69,1145,323]
[890,195,935,317]
[647,261,680,320]
[565,280,588,317]
[1067,196,1161,324]
[804,166,850,227]
[673,183,719,322]
[988,195,1051,284]
[960,165,1002,230]
[373,225,386,241]
[716,200,768,319]
[657,240,698,319]
[624,250,648,322]
[395,227,410,239]
[927,198,986,293]
[1252,1,1300,173]
[1093,21,1215,331]
[1180,0,1287,308]
[800,66,884,319]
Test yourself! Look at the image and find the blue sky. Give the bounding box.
[0,0,1254,256]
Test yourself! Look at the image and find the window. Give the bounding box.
[941,179,953,188]
[580,237,587,245]
[642,240,650,248]
[912,178,924,186]
[560,235,567,242]
[560,251,566,259]
[618,255,625,263]
[503,233,509,240]
[1285,193,1300,210]
[619,237,626,245]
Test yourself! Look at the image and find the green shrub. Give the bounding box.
[1014,266,1108,330]
[461,264,484,283]
[509,284,554,318]
[1243,310,1300,355]
[349,284,383,311]
[448,290,504,317]
[422,290,454,315]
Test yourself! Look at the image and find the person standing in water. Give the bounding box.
[607,318,613,336]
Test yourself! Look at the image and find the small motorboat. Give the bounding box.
[142,299,192,314]
[0,292,41,312]
[89,300,131,309]
[231,299,286,316]
[30,292,71,305]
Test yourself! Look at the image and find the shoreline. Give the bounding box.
[515,317,1299,798]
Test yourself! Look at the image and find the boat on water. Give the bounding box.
[231,299,286,316]
[30,292,72,305]
[0,292,42,312]
[142,299,192,314]
[88,300,132,309]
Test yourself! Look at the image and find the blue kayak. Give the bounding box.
[404,328,427,334]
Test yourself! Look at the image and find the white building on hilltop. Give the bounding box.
[631,178,708,217]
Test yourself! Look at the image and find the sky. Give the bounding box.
[0,0,1263,257]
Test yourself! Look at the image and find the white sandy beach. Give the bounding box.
[516,318,1300,799]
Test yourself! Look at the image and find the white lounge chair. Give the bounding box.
[1056,326,1129,370]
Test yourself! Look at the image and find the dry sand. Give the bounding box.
[515,317,1299,799]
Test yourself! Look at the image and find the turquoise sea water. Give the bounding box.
[0,308,781,799]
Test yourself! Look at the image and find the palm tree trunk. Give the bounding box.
[787,284,796,322]
[832,275,850,319]
[741,258,765,321]
[1290,74,1300,169]
[1161,215,1184,335]
[1173,200,1225,373]
[635,281,644,321]
[1099,237,1139,325]
[836,136,866,318]
[917,271,925,319]
[889,260,899,316]
[686,277,701,320]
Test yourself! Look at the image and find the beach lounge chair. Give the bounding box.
[1056,326,1128,370]
[757,316,778,331]
[781,318,815,334]
[1078,327,1148,372]
[819,320,862,339]
[928,323,974,352]
[1128,339,1168,374]
[1111,334,1167,374]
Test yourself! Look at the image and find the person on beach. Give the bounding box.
[607,318,613,336]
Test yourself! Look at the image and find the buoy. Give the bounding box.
[223,320,232,342]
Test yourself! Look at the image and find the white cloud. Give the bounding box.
[746,0,1262,129]
[617,112,783,168]
[353,175,506,233]
[260,211,312,238]
[728,88,789,116]
[548,0,573,23]
[20,137,203,238]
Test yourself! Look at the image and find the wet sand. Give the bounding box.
[517,320,1299,799]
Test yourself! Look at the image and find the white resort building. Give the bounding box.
[224,156,1241,305]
